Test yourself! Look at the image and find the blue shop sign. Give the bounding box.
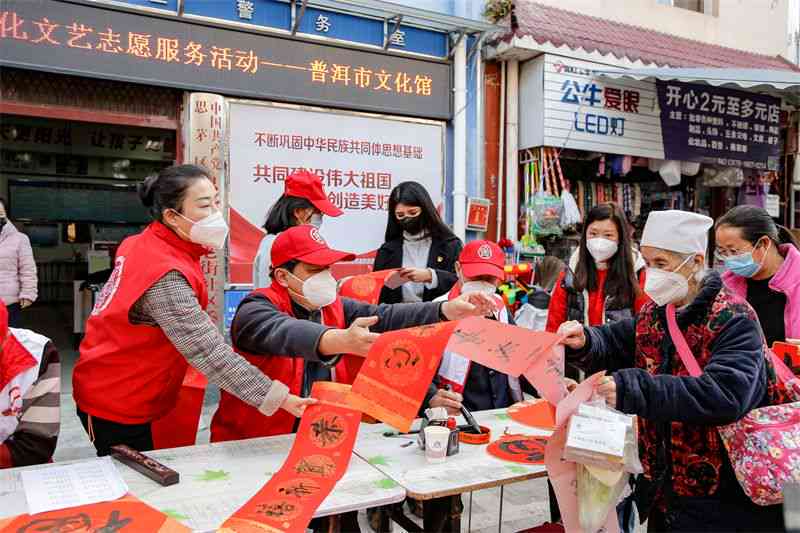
[97,0,178,13]
[297,7,383,47]
[388,24,448,57]
[183,0,291,32]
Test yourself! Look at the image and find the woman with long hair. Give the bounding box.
[373,181,463,304]
[715,205,800,345]
[546,202,648,334]
[252,170,342,288]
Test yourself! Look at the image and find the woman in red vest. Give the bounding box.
[73,164,314,456]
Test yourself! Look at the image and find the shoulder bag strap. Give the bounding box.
[665,304,702,378]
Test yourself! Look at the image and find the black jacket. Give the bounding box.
[231,294,443,398]
[373,234,463,304]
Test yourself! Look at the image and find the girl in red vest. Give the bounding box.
[73,164,314,456]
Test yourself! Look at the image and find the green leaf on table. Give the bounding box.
[506,465,528,474]
[162,509,190,521]
[368,455,390,466]
[494,413,510,420]
[374,478,399,489]
[196,469,230,481]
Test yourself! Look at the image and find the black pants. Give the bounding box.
[77,408,154,456]
[6,303,21,328]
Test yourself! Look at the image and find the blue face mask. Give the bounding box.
[723,240,770,278]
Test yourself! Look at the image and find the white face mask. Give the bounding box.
[461,280,497,295]
[288,269,337,309]
[644,255,694,307]
[308,213,323,229]
[176,211,228,249]
[586,238,618,264]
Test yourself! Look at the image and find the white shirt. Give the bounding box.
[400,231,438,303]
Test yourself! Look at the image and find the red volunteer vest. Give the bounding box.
[210,283,362,442]
[73,222,208,425]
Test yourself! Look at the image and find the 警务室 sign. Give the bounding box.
[656,80,781,170]
[520,55,665,159]
[228,101,445,285]
[0,0,452,120]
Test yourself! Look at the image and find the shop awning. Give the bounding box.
[595,67,800,92]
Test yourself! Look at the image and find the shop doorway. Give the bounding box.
[0,114,176,355]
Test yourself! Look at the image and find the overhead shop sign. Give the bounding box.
[521,56,665,159]
[0,0,452,120]
[656,80,781,170]
[520,55,781,169]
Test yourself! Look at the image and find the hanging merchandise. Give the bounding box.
[681,161,701,177]
[648,158,663,173]
[550,148,581,228]
[701,166,745,187]
[658,160,682,187]
[738,175,768,208]
[531,148,563,237]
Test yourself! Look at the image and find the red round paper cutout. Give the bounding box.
[276,478,322,500]
[293,455,337,479]
[487,435,548,464]
[349,276,377,298]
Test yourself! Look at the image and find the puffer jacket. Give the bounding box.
[0,222,38,306]
[722,243,800,339]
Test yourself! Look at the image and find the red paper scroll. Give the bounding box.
[349,322,457,433]
[0,494,190,532]
[487,435,548,465]
[219,382,361,533]
[338,269,399,304]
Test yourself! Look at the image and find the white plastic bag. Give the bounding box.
[560,189,582,227]
[514,303,548,332]
[577,464,629,532]
[658,160,682,187]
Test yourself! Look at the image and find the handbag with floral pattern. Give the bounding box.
[667,304,800,505]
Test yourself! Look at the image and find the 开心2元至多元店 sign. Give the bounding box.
[0,0,452,120]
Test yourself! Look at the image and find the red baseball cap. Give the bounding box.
[285,170,343,217]
[459,240,505,279]
[271,225,355,268]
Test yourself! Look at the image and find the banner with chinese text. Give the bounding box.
[228,101,445,285]
[656,80,782,170]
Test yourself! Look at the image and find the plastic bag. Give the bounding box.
[658,160,682,187]
[564,401,642,475]
[532,193,563,236]
[577,464,629,532]
[560,189,582,227]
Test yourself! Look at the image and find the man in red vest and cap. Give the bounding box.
[0,301,61,468]
[211,225,497,443]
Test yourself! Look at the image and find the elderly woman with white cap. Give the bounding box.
[558,209,787,532]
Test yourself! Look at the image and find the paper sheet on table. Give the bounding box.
[21,457,128,515]
[545,371,618,533]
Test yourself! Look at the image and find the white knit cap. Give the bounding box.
[641,210,713,255]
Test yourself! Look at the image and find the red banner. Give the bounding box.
[0,494,190,532]
[219,382,361,533]
[338,269,399,304]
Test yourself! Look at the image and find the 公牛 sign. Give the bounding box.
[227,101,445,285]
[520,55,665,159]
[0,0,452,120]
[520,55,782,170]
